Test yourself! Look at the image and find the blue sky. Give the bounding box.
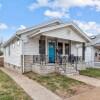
[0,0,100,40]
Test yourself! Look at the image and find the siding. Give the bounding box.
[4,39,22,67]
[85,46,94,62]
[42,27,86,42]
[24,38,39,55]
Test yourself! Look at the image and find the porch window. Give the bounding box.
[65,43,69,55]
[58,42,63,54]
[39,40,45,54]
[95,53,98,57]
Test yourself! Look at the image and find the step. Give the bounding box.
[65,71,79,76]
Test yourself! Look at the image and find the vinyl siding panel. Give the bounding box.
[85,46,93,62]
[4,39,22,67]
[42,27,86,42]
[24,38,39,55]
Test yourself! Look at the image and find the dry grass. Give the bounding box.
[0,70,32,100]
[25,72,94,99]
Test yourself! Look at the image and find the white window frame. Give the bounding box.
[17,40,20,45]
[12,43,15,48]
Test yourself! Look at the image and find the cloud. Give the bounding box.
[0,4,2,10]
[29,0,100,11]
[18,25,26,30]
[74,20,100,36]
[29,0,100,18]
[44,10,69,18]
[0,23,8,30]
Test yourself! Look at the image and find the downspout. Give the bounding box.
[15,35,25,74]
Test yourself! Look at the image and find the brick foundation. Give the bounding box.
[4,62,22,73]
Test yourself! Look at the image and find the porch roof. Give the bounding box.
[28,22,91,42]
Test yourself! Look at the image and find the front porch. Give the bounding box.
[23,35,86,75]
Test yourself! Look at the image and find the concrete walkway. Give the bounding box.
[68,75,100,87]
[0,67,62,100]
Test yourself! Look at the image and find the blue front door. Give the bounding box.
[49,42,55,63]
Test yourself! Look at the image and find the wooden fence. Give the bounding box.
[0,56,4,67]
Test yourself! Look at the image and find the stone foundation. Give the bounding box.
[32,64,56,75]
[4,62,22,73]
[21,55,33,73]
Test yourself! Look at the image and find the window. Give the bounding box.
[4,48,6,56]
[58,42,63,54]
[65,43,69,55]
[12,43,15,48]
[95,53,98,57]
[8,45,10,55]
[17,40,20,45]
[39,40,45,54]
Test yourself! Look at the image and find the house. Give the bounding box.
[2,19,91,75]
[85,34,100,68]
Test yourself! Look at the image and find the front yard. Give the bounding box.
[79,68,100,79]
[25,72,94,99]
[0,70,32,100]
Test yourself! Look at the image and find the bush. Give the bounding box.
[0,51,3,56]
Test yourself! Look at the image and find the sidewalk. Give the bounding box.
[66,88,100,100]
[0,67,62,100]
[68,75,100,87]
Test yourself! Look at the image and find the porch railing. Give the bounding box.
[33,54,83,71]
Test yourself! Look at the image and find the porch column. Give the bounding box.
[45,37,48,55]
[55,38,58,61]
[68,40,71,55]
[63,43,65,55]
[82,42,85,61]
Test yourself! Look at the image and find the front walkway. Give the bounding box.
[0,67,62,100]
[68,75,100,87]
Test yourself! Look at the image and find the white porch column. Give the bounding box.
[63,43,65,55]
[45,37,48,55]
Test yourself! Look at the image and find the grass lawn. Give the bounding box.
[25,72,94,99]
[79,68,100,79]
[0,70,32,100]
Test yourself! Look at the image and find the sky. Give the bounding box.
[0,0,100,40]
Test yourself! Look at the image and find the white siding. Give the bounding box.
[85,46,94,62]
[71,42,77,56]
[4,39,22,67]
[24,38,39,55]
[42,27,86,42]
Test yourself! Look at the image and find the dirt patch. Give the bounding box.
[25,72,94,99]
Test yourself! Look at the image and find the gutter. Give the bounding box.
[15,35,25,74]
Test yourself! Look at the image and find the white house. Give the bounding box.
[2,19,91,75]
[85,34,100,67]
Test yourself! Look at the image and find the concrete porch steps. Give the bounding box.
[56,64,79,76]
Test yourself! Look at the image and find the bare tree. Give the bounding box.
[0,37,4,56]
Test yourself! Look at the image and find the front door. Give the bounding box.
[49,42,55,63]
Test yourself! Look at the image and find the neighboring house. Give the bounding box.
[2,19,91,75]
[85,34,100,67]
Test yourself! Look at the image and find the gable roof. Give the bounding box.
[2,19,91,48]
[29,21,91,42]
[88,34,100,46]
[2,19,62,47]
[17,19,62,35]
